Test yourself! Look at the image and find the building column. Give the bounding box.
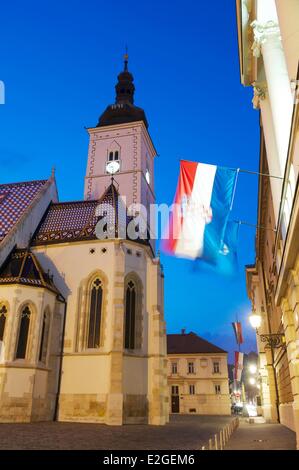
[32,290,45,363]
[254,85,282,223]
[7,289,22,361]
[106,243,125,425]
[148,261,168,425]
[263,350,279,423]
[275,0,299,82]
[252,269,279,422]
[281,274,299,449]
[258,350,276,421]
[252,13,293,173]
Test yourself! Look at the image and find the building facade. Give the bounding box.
[236,0,299,447]
[0,58,169,425]
[167,331,231,415]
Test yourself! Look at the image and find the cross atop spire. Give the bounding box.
[124,45,128,71]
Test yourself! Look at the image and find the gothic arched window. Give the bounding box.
[124,280,136,349]
[87,278,103,348]
[107,142,120,163]
[124,273,143,351]
[16,305,31,359]
[0,304,7,342]
[39,310,50,363]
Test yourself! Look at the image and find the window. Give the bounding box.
[87,278,103,348]
[0,304,7,342]
[171,385,179,395]
[123,273,142,350]
[124,280,136,349]
[189,384,195,395]
[108,150,119,162]
[76,271,108,352]
[213,361,220,374]
[188,361,195,374]
[39,310,50,363]
[215,384,221,395]
[16,305,31,359]
[171,362,178,374]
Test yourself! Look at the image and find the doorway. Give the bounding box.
[171,385,180,413]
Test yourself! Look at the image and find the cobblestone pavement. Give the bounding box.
[0,415,233,450]
[225,419,296,450]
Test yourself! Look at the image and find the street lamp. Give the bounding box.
[249,377,256,386]
[248,311,285,350]
[249,312,262,331]
[248,364,257,374]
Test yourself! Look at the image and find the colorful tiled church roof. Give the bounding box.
[32,182,149,246]
[0,180,48,243]
[0,249,61,295]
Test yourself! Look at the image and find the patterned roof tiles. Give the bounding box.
[0,248,61,295]
[32,183,149,246]
[33,199,99,244]
[0,180,48,243]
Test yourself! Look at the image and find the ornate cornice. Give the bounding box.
[251,20,281,58]
[252,82,267,109]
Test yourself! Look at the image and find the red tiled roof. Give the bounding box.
[167,332,227,354]
[0,180,48,243]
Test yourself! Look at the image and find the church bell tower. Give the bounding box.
[84,55,156,219]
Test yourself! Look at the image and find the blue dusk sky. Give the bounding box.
[0,0,259,360]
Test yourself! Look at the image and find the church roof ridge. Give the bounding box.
[0,178,48,189]
[0,178,55,246]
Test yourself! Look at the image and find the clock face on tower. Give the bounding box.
[106,160,120,174]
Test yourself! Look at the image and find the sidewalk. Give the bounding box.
[225,419,297,450]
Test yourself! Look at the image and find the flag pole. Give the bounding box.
[232,219,277,232]
[238,168,283,180]
[230,169,240,211]
[178,159,283,180]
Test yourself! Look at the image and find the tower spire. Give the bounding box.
[96,55,148,128]
[115,52,135,105]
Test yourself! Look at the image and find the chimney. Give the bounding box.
[181,328,186,335]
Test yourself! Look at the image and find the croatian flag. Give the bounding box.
[232,322,244,345]
[163,160,237,262]
[234,351,244,382]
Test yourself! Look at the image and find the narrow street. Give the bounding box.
[225,419,296,450]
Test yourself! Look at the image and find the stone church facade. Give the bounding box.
[0,57,169,425]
